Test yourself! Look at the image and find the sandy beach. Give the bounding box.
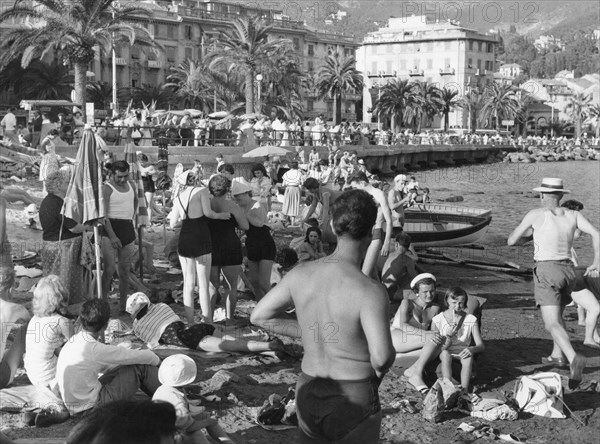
[1,177,599,444]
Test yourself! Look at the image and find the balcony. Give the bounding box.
[147,60,163,69]
[115,57,127,66]
[409,68,424,76]
[440,67,455,75]
[342,93,361,101]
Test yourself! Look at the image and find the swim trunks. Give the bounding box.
[533,260,575,307]
[245,224,276,262]
[296,372,381,442]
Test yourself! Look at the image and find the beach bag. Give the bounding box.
[513,372,565,419]
[422,378,461,423]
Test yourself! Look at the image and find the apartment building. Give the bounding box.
[356,15,500,129]
[0,0,359,121]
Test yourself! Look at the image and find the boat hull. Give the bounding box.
[403,204,492,248]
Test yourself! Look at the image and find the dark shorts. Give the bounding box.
[0,360,11,389]
[159,321,215,349]
[533,260,576,307]
[573,267,600,297]
[296,372,381,442]
[107,219,136,247]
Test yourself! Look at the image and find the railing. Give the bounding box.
[440,67,455,75]
[409,69,424,76]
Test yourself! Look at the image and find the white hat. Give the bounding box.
[158,354,197,387]
[532,177,570,194]
[231,181,253,196]
[125,292,151,317]
[410,273,437,289]
[394,174,407,183]
[176,169,193,186]
[358,159,365,165]
[24,204,38,218]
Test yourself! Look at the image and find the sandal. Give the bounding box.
[541,355,567,367]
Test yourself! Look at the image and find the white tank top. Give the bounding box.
[106,182,134,219]
[533,209,576,261]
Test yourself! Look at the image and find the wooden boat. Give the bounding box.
[404,203,492,248]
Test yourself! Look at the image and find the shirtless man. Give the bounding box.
[299,178,343,245]
[388,174,410,229]
[251,190,395,443]
[379,232,417,301]
[508,177,600,389]
[348,171,393,278]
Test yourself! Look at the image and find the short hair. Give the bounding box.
[217,163,234,175]
[79,299,111,333]
[347,171,369,185]
[303,177,320,190]
[66,400,177,444]
[216,153,223,159]
[289,161,299,169]
[45,170,71,195]
[32,275,68,317]
[275,247,298,269]
[209,174,231,197]
[422,187,430,193]
[411,277,436,293]
[331,190,377,240]
[138,153,149,162]
[444,287,469,308]
[304,226,322,243]
[304,218,319,227]
[250,163,267,177]
[112,160,130,173]
[394,232,412,249]
[561,199,584,211]
[48,129,59,136]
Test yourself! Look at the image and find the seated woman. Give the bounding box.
[297,227,327,263]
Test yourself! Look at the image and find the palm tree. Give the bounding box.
[0,59,71,100]
[478,83,519,131]
[208,17,291,114]
[315,52,363,124]
[566,93,592,138]
[514,93,535,136]
[260,49,306,119]
[373,78,417,131]
[87,81,114,111]
[439,87,461,132]
[166,59,218,111]
[459,88,484,132]
[407,81,442,132]
[129,83,176,110]
[0,0,156,120]
[588,104,600,137]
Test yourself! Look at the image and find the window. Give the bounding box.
[468,58,473,68]
[426,59,432,69]
[477,59,481,70]
[146,71,157,86]
[468,41,473,51]
[184,25,192,40]
[445,41,451,51]
[308,61,314,72]
[158,24,167,37]
[425,41,433,52]
[344,48,353,57]
[400,59,407,70]
[444,58,450,68]
[487,43,493,53]
[185,47,192,60]
[478,42,482,52]
[307,100,314,112]
[293,38,300,50]
[376,45,384,55]
[327,102,333,114]
[167,24,176,39]
[166,47,176,62]
[147,51,157,61]
[308,44,314,56]
[386,44,392,53]
[412,59,419,70]
[130,46,140,60]
[386,60,392,73]
[371,61,377,73]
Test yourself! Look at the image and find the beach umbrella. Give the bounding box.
[242,145,292,158]
[61,126,105,298]
[124,137,150,281]
[208,111,228,118]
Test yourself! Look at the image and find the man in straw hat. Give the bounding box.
[251,190,395,443]
[508,177,600,389]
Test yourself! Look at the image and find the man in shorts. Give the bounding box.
[251,190,395,443]
[508,177,600,389]
[348,171,393,279]
[101,160,138,313]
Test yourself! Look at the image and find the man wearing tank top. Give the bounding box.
[508,177,600,389]
[101,160,138,314]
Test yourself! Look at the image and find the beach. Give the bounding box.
[1,160,599,444]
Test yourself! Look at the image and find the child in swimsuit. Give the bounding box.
[432,287,485,392]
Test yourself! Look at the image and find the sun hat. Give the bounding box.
[176,169,193,186]
[231,181,253,196]
[533,178,570,194]
[158,354,197,387]
[394,174,407,183]
[410,273,437,289]
[125,292,151,317]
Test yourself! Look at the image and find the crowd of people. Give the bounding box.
[0,114,599,443]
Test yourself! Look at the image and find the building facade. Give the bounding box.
[356,15,500,129]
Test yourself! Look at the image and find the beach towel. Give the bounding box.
[514,372,565,419]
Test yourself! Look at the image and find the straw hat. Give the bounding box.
[125,292,151,317]
[231,181,253,196]
[410,273,436,289]
[532,177,570,194]
[158,354,197,387]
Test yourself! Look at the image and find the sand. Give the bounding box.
[1,178,599,444]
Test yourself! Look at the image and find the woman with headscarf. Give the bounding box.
[39,169,87,305]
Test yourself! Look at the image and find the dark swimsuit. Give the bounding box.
[207,217,242,266]
[245,224,276,262]
[141,174,155,193]
[296,372,381,442]
[177,189,212,258]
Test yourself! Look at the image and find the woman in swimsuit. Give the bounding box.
[231,182,276,301]
[169,170,230,324]
[207,175,249,322]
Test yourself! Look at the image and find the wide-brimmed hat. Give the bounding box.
[176,169,193,186]
[410,273,436,289]
[231,181,253,196]
[532,178,570,194]
[125,292,151,317]
[158,354,197,387]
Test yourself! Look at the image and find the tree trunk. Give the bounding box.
[74,62,88,122]
[245,68,254,114]
[444,111,449,132]
[335,92,342,125]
